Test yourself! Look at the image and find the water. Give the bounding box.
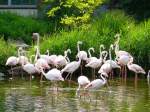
[0,76,150,112]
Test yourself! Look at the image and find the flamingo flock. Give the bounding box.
[6,33,147,96]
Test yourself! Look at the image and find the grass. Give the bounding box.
[37,10,149,69]
[0,38,16,68]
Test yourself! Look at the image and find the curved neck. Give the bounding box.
[115,44,119,55]
[101,74,106,83]
[100,45,104,58]
[41,68,46,77]
[101,51,108,62]
[88,48,94,58]
[34,47,40,62]
[37,35,40,49]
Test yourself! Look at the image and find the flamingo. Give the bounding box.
[127,59,146,81]
[84,72,108,90]
[17,47,29,65]
[98,63,112,75]
[6,56,18,75]
[54,49,71,68]
[21,54,40,80]
[116,55,131,78]
[34,46,50,81]
[61,57,81,81]
[40,68,64,90]
[105,44,121,78]
[114,34,132,58]
[76,41,88,75]
[76,75,90,96]
[85,50,107,79]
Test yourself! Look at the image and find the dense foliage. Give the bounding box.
[38,10,149,69]
[45,0,103,28]
[0,12,53,44]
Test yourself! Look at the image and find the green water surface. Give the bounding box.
[0,76,150,112]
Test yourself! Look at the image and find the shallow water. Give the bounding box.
[0,76,150,112]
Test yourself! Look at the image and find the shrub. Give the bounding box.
[0,12,53,44]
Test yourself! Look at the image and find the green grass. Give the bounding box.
[37,10,149,68]
[0,38,16,66]
[0,12,54,44]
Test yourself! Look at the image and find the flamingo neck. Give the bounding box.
[100,74,106,84]
[102,51,108,62]
[115,44,119,55]
[76,84,81,96]
[41,69,46,77]
[46,50,49,56]
[99,45,104,58]
[77,43,80,53]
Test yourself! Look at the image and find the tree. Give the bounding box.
[45,0,103,28]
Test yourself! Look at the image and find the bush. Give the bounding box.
[0,12,53,44]
[0,38,16,66]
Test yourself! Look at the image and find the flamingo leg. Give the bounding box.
[112,70,114,79]
[11,66,13,78]
[69,73,73,81]
[40,74,43,82]
[125,66,127,78]
[30,74,32,81]
[93,69,95,80]
[80,61,83,75]
[65,73,70,80]
[134,73,138,88]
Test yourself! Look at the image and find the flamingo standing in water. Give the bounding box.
[61,57,81,80]
[76,75,90,96]
[105,44,121,78]
[127,58,146,81]
[84,72,108,90]
[114,34,133,77]
[76,41,87,75]
[40,67,64,90]
[85,50,107,79]
[6,56,18,76]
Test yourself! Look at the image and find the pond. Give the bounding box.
[0,75,150,112]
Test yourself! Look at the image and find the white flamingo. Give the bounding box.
[114,34,132,58]
[17,47,29,65]
[22,55,40,80]
[6,56,18,75]
[76,75,90,96]
[84,72,108,90]
[55,49,71,68]
[61,57,81,80]
[76,41,88,75]
[85,50,107,79]
[127,59,146,80]
[40,67,64,90]
[105,44,120,78]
